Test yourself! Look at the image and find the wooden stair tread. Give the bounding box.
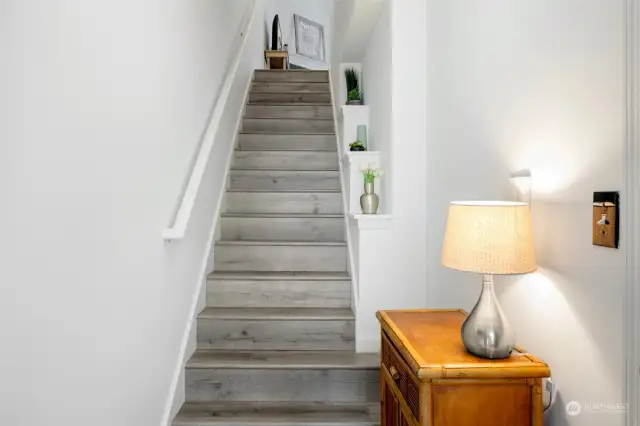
[246,103,334,106]
[221,213,343,218]
[215,240,347,246]
[208,271,350,281]
[240,117,333,121]
[226,189,341,193]
[240,132,334,135]
[173,402,379,426]
[247,102,332,105]
[234,149,336,154]
[256,70,329,73]
[230,168,339,172]
[186,350,378,369]
[198,307,354,321]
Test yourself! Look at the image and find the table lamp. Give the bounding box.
[441,201,536,359]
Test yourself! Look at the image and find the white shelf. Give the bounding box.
[340,105,370,154]
[340,105,369,114]
[343,151,381,165]
[350,214,393,230]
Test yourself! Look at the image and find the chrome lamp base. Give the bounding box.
[461,274,515,359]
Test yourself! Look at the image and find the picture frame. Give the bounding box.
[293,14,326,63]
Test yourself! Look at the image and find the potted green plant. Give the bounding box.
[347,88,364,105]
[345,68,364,105]
[349,141,366,152]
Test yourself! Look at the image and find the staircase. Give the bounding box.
[172,70,380,426]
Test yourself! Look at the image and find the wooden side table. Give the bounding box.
[264,50,288,70]
[377,309,550,426]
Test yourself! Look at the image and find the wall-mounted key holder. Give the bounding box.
[593,191,620,249]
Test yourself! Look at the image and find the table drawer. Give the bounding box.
[382,332,421,422]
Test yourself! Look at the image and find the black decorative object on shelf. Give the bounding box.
[271,15,283,50]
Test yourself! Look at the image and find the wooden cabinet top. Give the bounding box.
[376,309,550,380]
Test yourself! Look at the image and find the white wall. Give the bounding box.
[425,1,626,425]
[362,0,391,212]
[264,0,333,69]
[0,1,253,425]
[340,0,386,63]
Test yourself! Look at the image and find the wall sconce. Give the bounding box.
[510,170,532,204]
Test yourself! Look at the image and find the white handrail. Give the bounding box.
[162,0,257,241]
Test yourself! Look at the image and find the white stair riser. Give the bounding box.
[214,244,347,272]
[242,118,333,134]
[245,105,334,120]
[249,93,332,104]
[254,70,329,82]
[230,170,340,191]
[207,279,351,308]
[238,134,336,151]
[185,368,378,403]
[225,192,343,214]
[233,151,338,170]
[252,82,330,93]
[221,216,344,242]
[197,318,354,351]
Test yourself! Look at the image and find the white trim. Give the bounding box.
[329,70,360,314]
[626,0,640,425]
[350,214,393,229]
[343,151,382,164]
[340,105,369,114]
[162,1,257,241]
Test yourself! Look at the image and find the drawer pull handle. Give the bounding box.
[389,366,401,381]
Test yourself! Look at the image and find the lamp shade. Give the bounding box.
[441,201,537,275]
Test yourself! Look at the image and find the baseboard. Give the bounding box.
[328,68,359,316]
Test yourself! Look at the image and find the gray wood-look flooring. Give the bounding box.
[220,213,345,242]
[225,190,343,214]
[242,118,334,134]
[249,92,332,104]
[185,368,378,402]
[174,402,379,426]
[173,69,378,426]
[245,105,334,119]
[213,241,348,272]
[238,134,337,151]
[233,150,339,170]
[251,82,331,93]
[186,350,379,369]
[207,275,350,308]
[254,69,330,82]
[229,170,341,191]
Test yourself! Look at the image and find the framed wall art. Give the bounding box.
[293,14,326,63]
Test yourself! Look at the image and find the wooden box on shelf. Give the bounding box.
[264,50,288,70]
[376,309,550,426]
